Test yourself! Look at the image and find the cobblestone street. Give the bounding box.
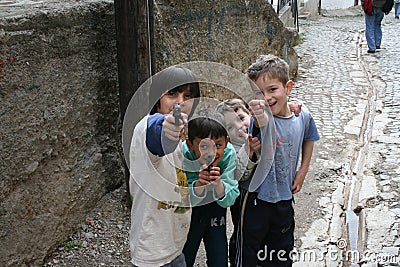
[291,7,400,266]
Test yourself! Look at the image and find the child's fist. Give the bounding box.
[162,113,187,141]
[249,135,261,155]
[288,101,302,117]
[249,99,269,127]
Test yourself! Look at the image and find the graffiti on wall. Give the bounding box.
[158,2,278,64]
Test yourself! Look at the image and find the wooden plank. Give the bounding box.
[114,0,155,207]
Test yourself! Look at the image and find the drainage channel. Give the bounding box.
[341,30,378,266]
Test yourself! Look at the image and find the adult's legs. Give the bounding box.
[395,3,400,18]
[373,8,384,48]
[365,13,376,51]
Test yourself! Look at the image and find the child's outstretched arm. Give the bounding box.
[292,140,314,194]
[146,112,187,156]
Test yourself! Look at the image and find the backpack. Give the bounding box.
[382,0,394,13]
[363,0,373,15]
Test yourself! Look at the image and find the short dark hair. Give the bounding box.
[188,109,227,142]
[149,66,200,116]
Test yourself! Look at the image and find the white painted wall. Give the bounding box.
[301,0,320,16]
[321,0,355,10]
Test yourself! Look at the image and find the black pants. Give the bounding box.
[183,202,228,267]
[237,192,295,267]
[229,187,245,265]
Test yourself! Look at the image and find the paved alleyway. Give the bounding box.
[291,7,400,267]
[321,0,355,10]
[41,5,400,267]
[358,12,400,266]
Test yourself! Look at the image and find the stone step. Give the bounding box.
[298,11,310,20]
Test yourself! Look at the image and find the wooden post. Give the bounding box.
[114,0,154,207]
[318,0,321,15]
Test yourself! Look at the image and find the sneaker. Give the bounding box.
[367,50,375,54]
[376,46,381,49]
[395,16,399,19]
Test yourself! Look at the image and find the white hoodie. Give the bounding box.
[129,115,191,267]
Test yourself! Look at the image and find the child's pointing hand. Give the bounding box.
[162,113,188,141]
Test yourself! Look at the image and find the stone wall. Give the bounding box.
[154,0,299,77]
[0,0,298,265]
[0,2,122,266]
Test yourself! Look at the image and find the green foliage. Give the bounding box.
[62,240,83,250]
[298,32,305,44]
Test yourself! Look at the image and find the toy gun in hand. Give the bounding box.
[205,154,214,172]
[173,104,181,126]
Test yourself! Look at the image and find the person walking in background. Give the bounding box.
[395,0,400,18]
[361,0,390,53]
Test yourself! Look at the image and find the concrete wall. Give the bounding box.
[279,4,297,29]
[300,0,320,16]
[280,0,320,27]
[0,0,298,265]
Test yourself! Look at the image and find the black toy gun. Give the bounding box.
[173,104,181,126]
[205,154,214,172]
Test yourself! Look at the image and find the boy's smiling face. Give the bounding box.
[187,136,229,167]
[223,110,247,145]
[255,75,293,117]
[236,107,251,129]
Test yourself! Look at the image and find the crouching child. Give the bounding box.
[182,109,239,267]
